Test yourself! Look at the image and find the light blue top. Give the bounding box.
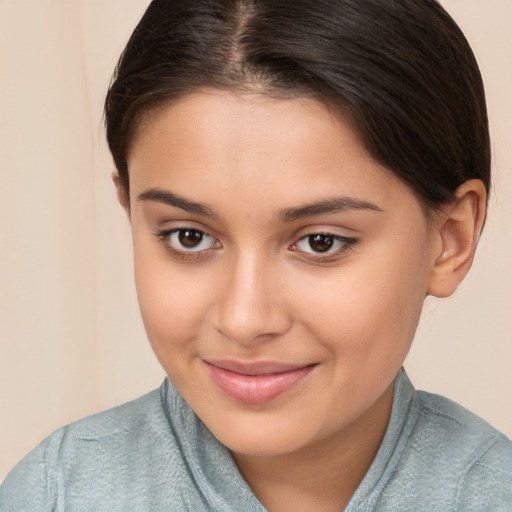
[2,369,512,511]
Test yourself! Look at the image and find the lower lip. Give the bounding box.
[204,362,315,405]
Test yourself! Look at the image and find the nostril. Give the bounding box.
[216,327,281,345]
[213,296,293,346]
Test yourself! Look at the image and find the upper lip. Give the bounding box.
[204,359,315,376]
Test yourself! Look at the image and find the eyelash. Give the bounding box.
[290,232,359,261]
[155,228,220,260]
[154,228,358,262]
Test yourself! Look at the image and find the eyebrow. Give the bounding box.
[138,187,383,222]
[279,197,383,222]
[137,188,218,218]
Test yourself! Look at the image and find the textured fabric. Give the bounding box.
[1,369,511,511]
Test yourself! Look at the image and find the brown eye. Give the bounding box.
[293,232,358,258]
[308,234,335,253]
[178,229,204,248]
[159,228,218,254]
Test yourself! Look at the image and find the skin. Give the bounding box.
[119,90,486,512]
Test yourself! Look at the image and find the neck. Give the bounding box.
[232,384,394,512]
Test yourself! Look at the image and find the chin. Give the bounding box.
[203,408,320,457]
[223,432,306,458]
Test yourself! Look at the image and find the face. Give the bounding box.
[127,90,437,457]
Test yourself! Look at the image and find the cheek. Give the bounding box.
[133,247,213,356]
[294,242,429,359]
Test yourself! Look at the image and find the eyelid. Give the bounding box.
[154,225,221,260]
[289,230,359,261]
[153,223,358,263]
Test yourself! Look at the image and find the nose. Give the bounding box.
[212,253,293,346]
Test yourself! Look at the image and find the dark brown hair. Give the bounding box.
[105,0,490,210]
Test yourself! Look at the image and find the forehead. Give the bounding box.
[127,90,418,217]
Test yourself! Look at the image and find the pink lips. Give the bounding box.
[204,360,315,405]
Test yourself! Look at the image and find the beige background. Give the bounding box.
[0,0,511,482]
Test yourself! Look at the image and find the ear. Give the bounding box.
[112,172,131,216]
[427,179,487,298]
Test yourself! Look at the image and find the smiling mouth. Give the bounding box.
[203,360,317,405]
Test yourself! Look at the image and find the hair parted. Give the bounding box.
[105,0,490,210]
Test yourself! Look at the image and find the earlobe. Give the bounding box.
[427,179,487,298]
[112,172,131,216]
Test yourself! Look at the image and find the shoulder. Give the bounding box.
[370,374,512,511]
[409,390,512,510]
[0,386,169,511]
[457,433,512,512]
[415,390,512,464]
[376,387,512,511]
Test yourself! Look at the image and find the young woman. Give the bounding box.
[2,0,511,510]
